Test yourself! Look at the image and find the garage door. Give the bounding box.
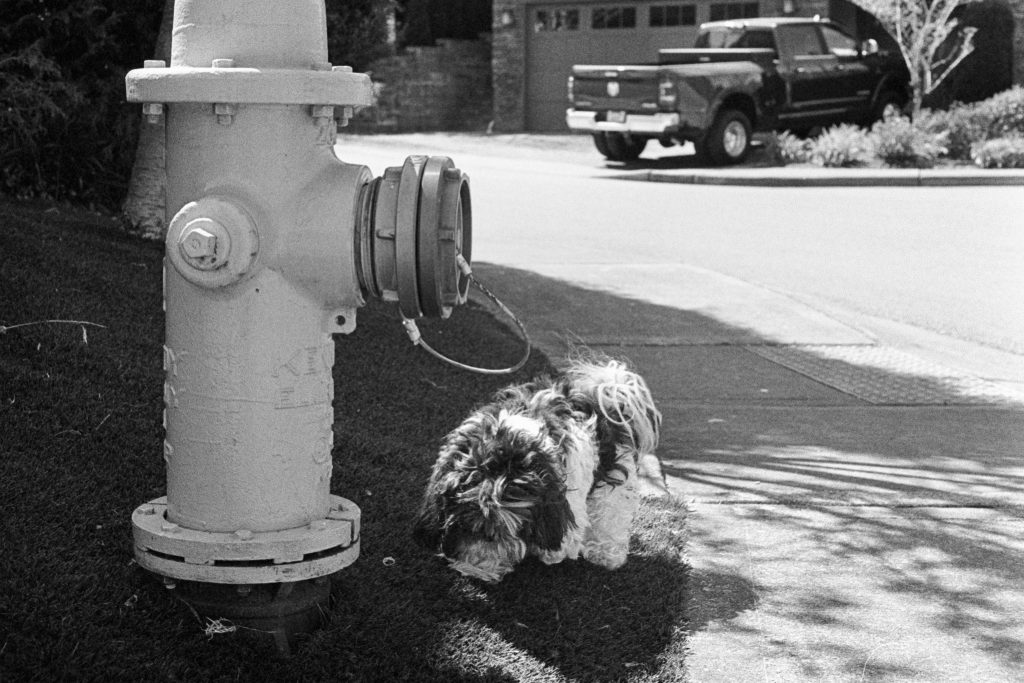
[525,2,703,131]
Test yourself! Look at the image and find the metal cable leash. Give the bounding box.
[402,255,531,375]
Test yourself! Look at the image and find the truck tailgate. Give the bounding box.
[570,65,661,111]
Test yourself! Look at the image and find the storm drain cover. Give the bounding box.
[747,344,1024,406]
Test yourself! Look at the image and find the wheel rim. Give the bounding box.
[723,120,748,157]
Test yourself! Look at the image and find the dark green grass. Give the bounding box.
[0,199,689,682]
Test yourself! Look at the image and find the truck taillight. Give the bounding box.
[658,77,677,109]
[567,75,575,103]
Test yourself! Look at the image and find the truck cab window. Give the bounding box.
[694,27,745,48]
[820,25,858,57]
[736,30,776,50]
[775,24,827,59]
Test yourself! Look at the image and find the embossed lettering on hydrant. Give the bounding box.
[275,346,329,409]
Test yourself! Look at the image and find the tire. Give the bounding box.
[601,132,647,162]
[703,109,752,165]
[592,132,612,158]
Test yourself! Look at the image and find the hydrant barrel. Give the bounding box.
[162,104,362,533]
[127,1,473,628]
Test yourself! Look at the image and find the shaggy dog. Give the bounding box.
[412,358,661,582]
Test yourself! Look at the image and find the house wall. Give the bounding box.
[352,37,493,132]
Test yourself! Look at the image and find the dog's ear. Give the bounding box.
[524,495,574,551]
[411,490,446,551]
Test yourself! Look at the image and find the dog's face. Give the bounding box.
[412,409,575,583]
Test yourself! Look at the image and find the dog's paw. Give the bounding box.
[582,540,628,570]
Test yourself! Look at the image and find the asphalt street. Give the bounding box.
[337,133,1024,367]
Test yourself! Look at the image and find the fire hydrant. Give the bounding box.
[125,0,471,645]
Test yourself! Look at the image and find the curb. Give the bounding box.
[629,167,1024,187]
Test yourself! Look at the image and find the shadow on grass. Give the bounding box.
[0,200,692,682]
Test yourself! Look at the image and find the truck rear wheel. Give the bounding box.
[703,109,752,165]
[593,132,647,162]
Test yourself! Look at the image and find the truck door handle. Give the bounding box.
[794,67,807,74]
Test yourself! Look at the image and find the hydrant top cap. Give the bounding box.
[171,0,328,70]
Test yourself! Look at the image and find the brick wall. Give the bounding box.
[1013,0,1024,84]
[491,1,527,132]
[351,37,492,132]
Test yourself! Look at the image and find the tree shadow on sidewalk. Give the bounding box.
[472,262,1024,680]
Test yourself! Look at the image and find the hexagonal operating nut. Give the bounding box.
[177,218,230,271]
[182,227,216,258]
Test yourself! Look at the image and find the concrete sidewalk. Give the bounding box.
[471,262,1024,682]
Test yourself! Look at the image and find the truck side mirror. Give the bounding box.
[861,39,879,56]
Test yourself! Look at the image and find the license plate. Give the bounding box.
[607,110,626,124]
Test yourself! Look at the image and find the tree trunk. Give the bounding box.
[122,0,175,240]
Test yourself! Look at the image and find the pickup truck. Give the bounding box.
[566,17,910,164]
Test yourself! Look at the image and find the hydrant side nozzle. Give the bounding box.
[355,156,473,320]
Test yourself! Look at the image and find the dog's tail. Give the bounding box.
[563,357,661,457]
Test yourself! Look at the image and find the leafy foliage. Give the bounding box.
[971,135,1024,168]
[870,113,947,168]
[918,85,1024,159]
[852,0,978,113]
[767,130,811,165]
[325,0,396,72]
[769,87,1024,168]
[398,0,492,46]
[807,124,875,168]
[0,0,164,209]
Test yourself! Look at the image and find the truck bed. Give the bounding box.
[657,47,775,66]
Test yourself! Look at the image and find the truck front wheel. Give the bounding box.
[702,109,752,165]
[593,132,647,162]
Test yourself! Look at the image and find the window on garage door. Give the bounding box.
[650,4,696,27]
[592,7,637,29]
[709,2,759,21]
[534,8,580,32]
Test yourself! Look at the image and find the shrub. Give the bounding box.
[971,135,1024,168]
[917,85,1024,160]
[807,124,874,167]
[0,1,165,210]
[870,114,948,168]
[915,105,979,160]
[977,85,1024,139]
[766,131,811,165]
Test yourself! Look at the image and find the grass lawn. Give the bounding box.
[0,198,689,682]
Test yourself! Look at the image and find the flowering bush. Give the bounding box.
[870,115,948,168]
[767,130,811,165]
[971,135,1024,168]
[806,124,874,168]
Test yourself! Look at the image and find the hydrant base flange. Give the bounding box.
[132,495,359,584]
